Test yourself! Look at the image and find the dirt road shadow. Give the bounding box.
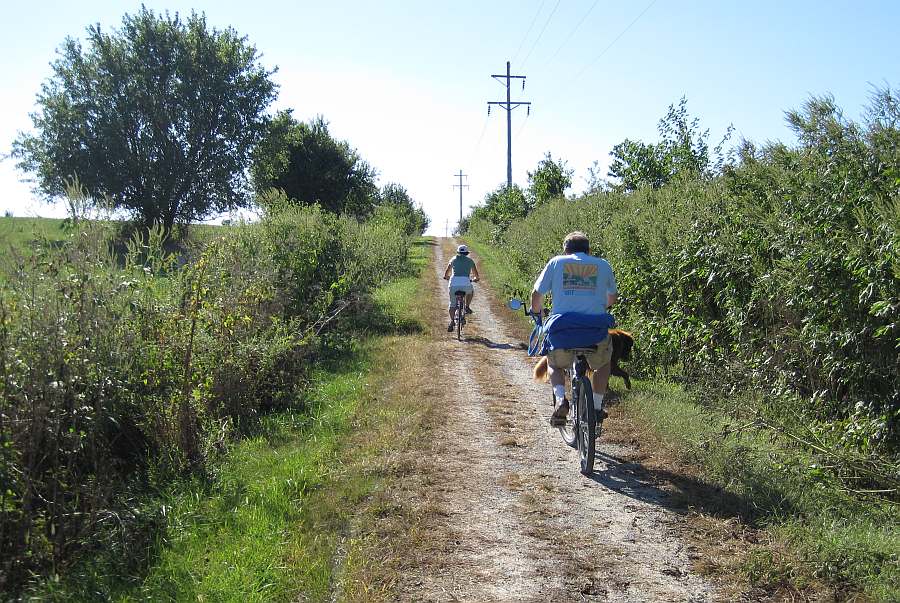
[588,449,757,522]
[462,335,518,350]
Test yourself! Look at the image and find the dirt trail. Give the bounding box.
[395,239,721,602]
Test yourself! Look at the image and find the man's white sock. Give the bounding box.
[593,392,604,411]
[553,384,566,401]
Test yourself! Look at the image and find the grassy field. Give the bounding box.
[30,236,434,601]
[465,237,900,601]
[0,216,69,252]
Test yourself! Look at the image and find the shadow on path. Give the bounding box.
[584,448,758,523]
[462,335,519,350]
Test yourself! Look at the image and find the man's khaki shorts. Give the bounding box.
[547,336,613,370]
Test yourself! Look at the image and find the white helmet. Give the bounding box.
[457,244,469,254]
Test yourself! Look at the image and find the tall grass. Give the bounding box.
[0,202,414,596]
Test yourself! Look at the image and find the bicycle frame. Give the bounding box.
[453,290,467,340]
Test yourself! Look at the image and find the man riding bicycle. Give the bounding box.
[443,244,481,332]
[530,232,618,426]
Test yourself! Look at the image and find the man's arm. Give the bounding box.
[607,292,618,309]
[531,259,554,314]
[471,264,480,282]
[443,262,452,280]
[530,290,544,315]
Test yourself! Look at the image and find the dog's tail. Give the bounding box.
[533,356,550,383]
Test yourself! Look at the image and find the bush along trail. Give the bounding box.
[0,201,428,599]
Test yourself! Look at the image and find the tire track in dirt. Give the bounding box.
[395,238,720,602]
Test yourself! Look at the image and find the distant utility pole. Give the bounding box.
[453,170,469,227]
[444,219,449,238]
[488,61,531,189]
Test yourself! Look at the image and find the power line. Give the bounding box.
[512,0,547,65]
[543,0,599,68]
[521,0,562,68]
[472,112,490,157]
[514,109,530,142]
[571,0,658,82]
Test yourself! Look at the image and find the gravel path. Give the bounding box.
[394,238,720,602]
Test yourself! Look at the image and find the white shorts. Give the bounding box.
[448,277,473,308]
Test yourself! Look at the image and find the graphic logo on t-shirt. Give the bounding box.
[562,263,597,296]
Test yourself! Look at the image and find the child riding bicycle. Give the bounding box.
[529,232,618,426]
[443,244,481,332]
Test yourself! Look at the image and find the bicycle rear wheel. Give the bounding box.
[576,376,595,474]
[456,302,464,340]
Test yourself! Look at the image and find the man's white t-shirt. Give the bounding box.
[533,252,617,315]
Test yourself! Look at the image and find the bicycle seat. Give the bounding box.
[453,290,467,295]
[565,346,599,353]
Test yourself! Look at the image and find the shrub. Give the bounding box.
[0,202,411,594]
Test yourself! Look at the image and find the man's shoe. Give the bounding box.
[447,322,454,332]
[550,399,570,426]
[465,306,473,314]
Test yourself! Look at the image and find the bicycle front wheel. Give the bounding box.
[576,377,595,475]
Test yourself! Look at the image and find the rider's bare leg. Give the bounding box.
[548,363,569,422]
[591,362,610,397]
[448,308,455,322]
[465,292,474,308]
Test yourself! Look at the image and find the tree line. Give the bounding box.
[11,7,428,235]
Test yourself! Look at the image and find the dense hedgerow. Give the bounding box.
[0,201,411,593]
[466,91,900,456]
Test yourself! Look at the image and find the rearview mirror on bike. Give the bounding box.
[507,299,523,311]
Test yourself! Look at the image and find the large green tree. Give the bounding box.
[252,112,379,217]
[12,7,276,231]
[607,97,730,192]
[527,152,573,207]
[377,182,429,235]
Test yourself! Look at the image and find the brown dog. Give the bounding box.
[532,329,634,389]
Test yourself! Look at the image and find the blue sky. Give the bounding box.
[1,1,897,234]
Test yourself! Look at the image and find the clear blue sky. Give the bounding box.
[1,1,898,234]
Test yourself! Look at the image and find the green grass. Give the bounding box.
[470,236,900,600]
[134,362,372,602]
[620,383,900,599]
[32,236,433,601]
[0,216,69,253]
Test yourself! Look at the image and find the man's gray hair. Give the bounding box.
[563,231,590,254]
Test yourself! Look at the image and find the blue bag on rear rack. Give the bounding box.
[540,312,615,355]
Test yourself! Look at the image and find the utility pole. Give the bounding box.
[444,219,448,238]
[488,61,530,189]
[453,170,469,227]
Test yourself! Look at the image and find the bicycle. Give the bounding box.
[452,289,467,340]
[553,349,597,475]
[508,298,600,475]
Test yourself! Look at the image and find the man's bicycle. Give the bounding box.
[553,349,598,474]
[508,299,599,475]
